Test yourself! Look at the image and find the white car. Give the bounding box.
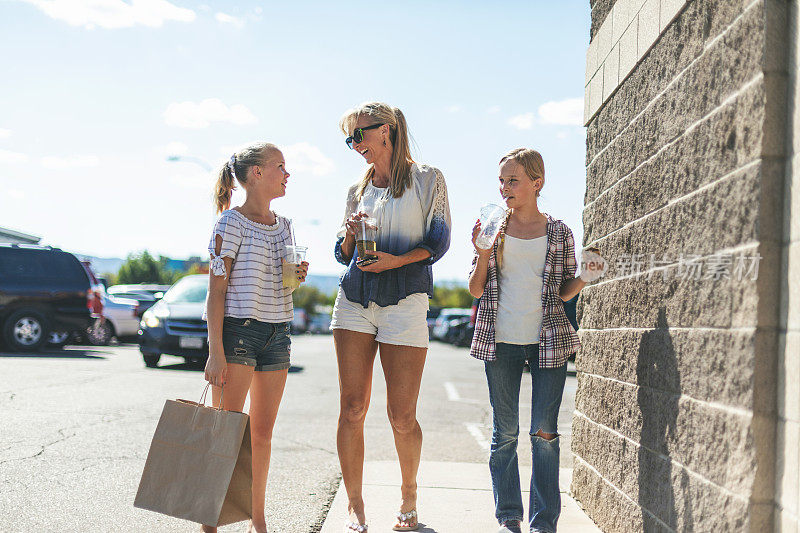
[85,293,140,345]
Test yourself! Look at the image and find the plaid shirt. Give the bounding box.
[469,213,581,368]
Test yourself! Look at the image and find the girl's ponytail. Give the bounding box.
[214,162,236,214]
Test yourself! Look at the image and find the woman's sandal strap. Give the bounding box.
[396,509,417,521]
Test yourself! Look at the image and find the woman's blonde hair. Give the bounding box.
[339,102,414,199]
[214,142,280,214]
[496,148,546,269]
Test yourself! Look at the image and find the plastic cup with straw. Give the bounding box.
[282,220,306,289]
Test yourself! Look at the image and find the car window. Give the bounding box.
[163,277,207,304]
[0,249,87,284]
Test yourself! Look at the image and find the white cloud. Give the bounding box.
[282,142,335,177]
[445,105,462,113]
[556,131,569,140]
[537,98,584,126]
[486,105,501,114]
[215,12,244,27]
[41,155,100,169]
[22,0,196,30]
[507,112,536,130]
[170,173,210,190]
[0,129,11,139]
[164,98,258,129]
[164,141,189,156]
[0,149,28,163]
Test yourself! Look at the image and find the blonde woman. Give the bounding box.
[468,149,605,533]
[203,143,309,533]
[332,102,451,532]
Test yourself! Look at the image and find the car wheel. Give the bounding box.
[86,319,114,346]
[143,353,161,368]
[47,330,71,349]
[3,309,50,352]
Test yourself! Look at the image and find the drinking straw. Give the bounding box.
[289,218,296,248]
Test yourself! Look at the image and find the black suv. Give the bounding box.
[0,244,102,351]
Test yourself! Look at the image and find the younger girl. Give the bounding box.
[468,148,605,533]
[203,142,309,533]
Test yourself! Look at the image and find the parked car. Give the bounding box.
[83,293,140,345]
[137,275,208,368]
[107,284,171,317]
[446,299,479,347]
[426,306,442,339]
[431,308,472,341]
[0,244,102,351]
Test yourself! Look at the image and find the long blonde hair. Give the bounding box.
[214,142,280,214]
[496,148,546,269]
[339,102,414,199]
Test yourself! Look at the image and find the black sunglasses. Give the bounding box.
[345,123,384,149]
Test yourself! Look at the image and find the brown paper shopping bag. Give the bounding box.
[134,384,252,527]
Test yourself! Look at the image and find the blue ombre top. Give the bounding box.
[334,163,452,308]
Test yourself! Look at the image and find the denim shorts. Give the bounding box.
[221,316,291,371]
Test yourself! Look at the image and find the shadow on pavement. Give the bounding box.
[0,348,109,359]
[155,362,306,373]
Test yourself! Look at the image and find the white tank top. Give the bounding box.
[495,234,548,344]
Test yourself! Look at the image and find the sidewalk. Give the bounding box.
[320,461,600,533]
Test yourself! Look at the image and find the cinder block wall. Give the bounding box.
[776,2,800,531]
[573,0,791,531]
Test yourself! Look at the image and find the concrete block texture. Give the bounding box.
[591,0,617,41]
[575,373,756,495]
[572,420,751,532]
[604,43,621,101]
[613,0,641,43]
[585,0,755,165]
[619,16,640,82]
[777,332,800,423]
[638,0,661,57]
[576,328,756,409]
[660,0,687,32]
[583,81,765,235]
[775,420,800,516]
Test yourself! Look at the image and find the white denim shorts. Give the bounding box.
[330,287,430,348]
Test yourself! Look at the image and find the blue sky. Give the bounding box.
[0,0,591,281]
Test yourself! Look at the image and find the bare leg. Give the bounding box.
[334,329,378,526]
[246,368,288,533]
[380,343,426,527]
[201,363,254,533]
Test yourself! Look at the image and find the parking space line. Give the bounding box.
[464,422,490,452]
[443,382,483,405]
[444,381,461,401]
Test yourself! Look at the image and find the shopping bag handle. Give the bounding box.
[198,382,225,411]
[191,383,226,433]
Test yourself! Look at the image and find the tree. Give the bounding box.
[117,251,182,285]
[292,285,336,313]
[430,285,473,308]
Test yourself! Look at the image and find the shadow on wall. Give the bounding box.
[636,307,690,531]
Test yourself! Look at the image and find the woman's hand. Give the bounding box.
[204,347,227,388]
[471,219,493,258]
[344,211,368,242]
[356,251,402,273]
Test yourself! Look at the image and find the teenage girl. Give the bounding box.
[203,142,309,533]
[468,148,605,533]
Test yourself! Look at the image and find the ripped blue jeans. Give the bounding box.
[484,343,567,533]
